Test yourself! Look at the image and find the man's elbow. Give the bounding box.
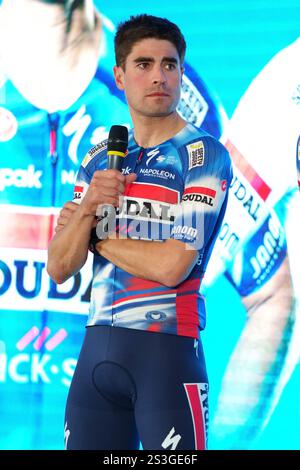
[46,260,69,285]
[160,268,187,288]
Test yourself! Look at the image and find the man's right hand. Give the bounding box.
[80,169,137,216]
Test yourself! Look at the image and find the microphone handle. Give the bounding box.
[107,153,124,171]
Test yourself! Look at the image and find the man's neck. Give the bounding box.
[132,112,187,148]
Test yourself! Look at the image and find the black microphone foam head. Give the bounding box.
[107,125,128,155]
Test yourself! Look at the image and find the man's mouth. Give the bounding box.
[146,92,170,97]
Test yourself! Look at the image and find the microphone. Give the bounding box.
[92,125,129,245]
[107,125,128,171]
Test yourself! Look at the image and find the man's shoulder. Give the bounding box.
[80,139,108,172]
[177,123,230,163]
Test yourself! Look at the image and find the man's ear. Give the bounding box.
[180,65,184,79]
[114,65,125,90]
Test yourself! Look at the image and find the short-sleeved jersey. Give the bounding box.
[73,123,232,339]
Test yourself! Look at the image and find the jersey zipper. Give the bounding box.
[136,148,144,165]
[47,112,60,241]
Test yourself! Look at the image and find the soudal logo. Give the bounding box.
[0,252,93,315]
[0,327,76,386]
[120,198,176,223]
[182,186,216,207]
[74,185,83,199]
[230,174,261,222]
[139,168,175,180]
[184,383,209,450]
[120,182,179,223]
[0,165,42,191]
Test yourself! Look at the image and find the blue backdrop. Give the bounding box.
[0,0,299,449]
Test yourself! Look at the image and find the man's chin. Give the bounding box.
[141,108,175,118]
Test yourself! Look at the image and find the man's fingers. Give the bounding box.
[63,201,79,211]
[125,173,137,185]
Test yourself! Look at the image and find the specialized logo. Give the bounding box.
[82,139,108,168]
[0,107,18,142]
[64,422,70,450]
[184,383,209,450]
[182,186,216,207]
[146,148,173,167]
[62,104,92,165]
[187,141,205,169]
[161,427,182,450]
[146,148,160,166]
[194,339,199,359]
[0,165,42,191]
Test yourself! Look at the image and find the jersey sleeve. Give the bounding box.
[72,140,108,204]
[170,136,232,269]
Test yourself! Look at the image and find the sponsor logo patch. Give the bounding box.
[82,139,108,168]
[221,179,227,191]
[187,141,205,169]
[182,186,216,207]
[73,185,84,200]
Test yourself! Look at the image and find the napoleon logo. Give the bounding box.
[187,141,205,169]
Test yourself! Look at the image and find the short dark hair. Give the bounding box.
[114,14,186,68]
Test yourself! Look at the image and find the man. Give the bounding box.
[47,14,232,450]
[0,1,225,449]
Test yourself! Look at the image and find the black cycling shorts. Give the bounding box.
[65,325,208,450]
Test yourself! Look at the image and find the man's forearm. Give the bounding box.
[47,206,94,284]
[96,237,196,287]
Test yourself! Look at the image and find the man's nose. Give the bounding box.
[152,66,167,85]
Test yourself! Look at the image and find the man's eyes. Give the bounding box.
[137,62,150,69]
[164,63,176,70]
[136,62,177,70]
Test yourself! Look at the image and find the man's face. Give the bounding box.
[114,38,183,118]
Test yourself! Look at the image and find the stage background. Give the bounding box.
[0,0,299,449]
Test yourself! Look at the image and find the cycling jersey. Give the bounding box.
[73,123,232,339]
